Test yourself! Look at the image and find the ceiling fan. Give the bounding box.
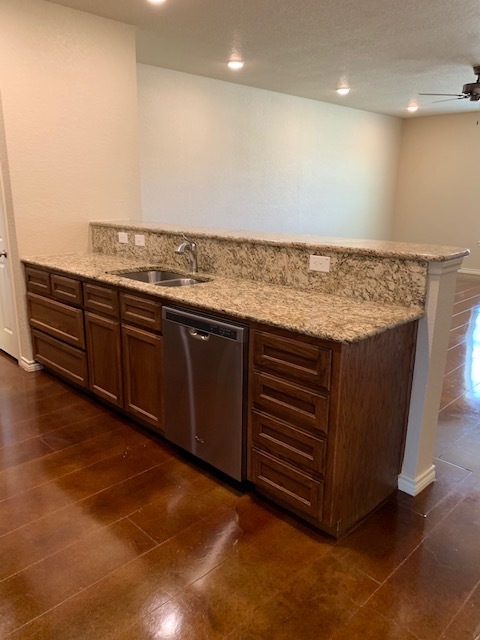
[419,65,480,103]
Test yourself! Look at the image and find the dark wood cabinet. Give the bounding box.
[249,322,417,537]
[27,293,85,349]
[25,266,51,296]
[26,275,87,389]
[25,266,165,431]
[24,263,418,538]
[51,274,83,306]
[84,282,119,317]
[122,324,163,430]
[31,329,88,388]
[85,311,123,408]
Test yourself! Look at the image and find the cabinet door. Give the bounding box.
[122,324,163,431]
[85,311,123,408]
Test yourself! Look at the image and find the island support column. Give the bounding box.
[398,257,464,495]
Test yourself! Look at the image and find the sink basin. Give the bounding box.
[159,278,204,287]
[113,270,208,287]
[116,270,185,283]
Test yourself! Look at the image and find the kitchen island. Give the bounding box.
[21,223,469,536]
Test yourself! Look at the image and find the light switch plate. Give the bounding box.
[309,255,331,272]
[134,234,145,246]
[118,232,129,244]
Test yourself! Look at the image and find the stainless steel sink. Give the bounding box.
[159,278,204,287]
[116,270,185,283]
[112,270,208,287]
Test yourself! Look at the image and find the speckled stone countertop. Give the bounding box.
[93,220,470,263]
[23,253,423,343]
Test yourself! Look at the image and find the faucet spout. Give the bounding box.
[175,235,198,274]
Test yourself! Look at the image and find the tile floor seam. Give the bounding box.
[4,511,253,639]
[37,436,56,453]
[0,436,160,501]
[0,457,170,537]
[359,487,480,640]
[0,401,105,430]
[0,426,141,478]
[439,575,480,639]
[0,412,121,451]
[3,541,167,639]
[124,515,161,547]
[0,513,130,584]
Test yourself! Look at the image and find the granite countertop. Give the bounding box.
[22,253,424,343]
[92,220,470,263]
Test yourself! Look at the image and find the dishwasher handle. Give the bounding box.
[189,328,210,341]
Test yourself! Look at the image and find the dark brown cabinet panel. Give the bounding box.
[51,274,83,306]
[84,283,119,317]
[251,410,326,475]
[85,311,123,408]
[253,330,332,390]
[25,267,51,296]
[251,448,324,519]
[31,329,88,388]
[27,293,85,349]
[252,371,329,435]
[249,321,417,537]
[120,293,162,332]
[122,324,163,431]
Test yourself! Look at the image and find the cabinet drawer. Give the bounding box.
[250,448,323,519]
[27,293,85,349]
[51,274,82,306]
[120,293,162,331]
[84,283,119,317]
[31,329,88,388]
[25,267,51,296]
[251,410,326,475]
[252,371,329,435]
[253,330,331,390]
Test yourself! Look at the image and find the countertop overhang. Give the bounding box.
[22,253,424,343]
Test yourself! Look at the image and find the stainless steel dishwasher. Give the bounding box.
[162,306,249,481]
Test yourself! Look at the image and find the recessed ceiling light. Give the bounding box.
[228,59,244,71]
[147,0,166,5]
[407,103,418,113]
[337,87,350,96]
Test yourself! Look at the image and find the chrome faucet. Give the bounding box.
[175,234,198,274]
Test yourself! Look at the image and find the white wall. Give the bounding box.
[393,113,479,270]
[138,64,401,239]
[0,0,141,363]
[0,0,141,257]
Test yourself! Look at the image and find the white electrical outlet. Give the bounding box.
[309,255,331,272]
[134,234,145,247]
[118,232,129,244]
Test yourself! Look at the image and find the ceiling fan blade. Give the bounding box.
[431,96,469,103]
[419,92,466,97]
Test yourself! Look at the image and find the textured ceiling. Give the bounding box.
[48,0,480,118]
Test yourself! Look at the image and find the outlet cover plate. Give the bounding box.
[118,232,129,244]
[309,255,331,272]
[134,234,145,246]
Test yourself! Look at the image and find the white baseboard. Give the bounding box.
[19,357,43,373]
[398,464,436,496]
[458,268,480,276]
